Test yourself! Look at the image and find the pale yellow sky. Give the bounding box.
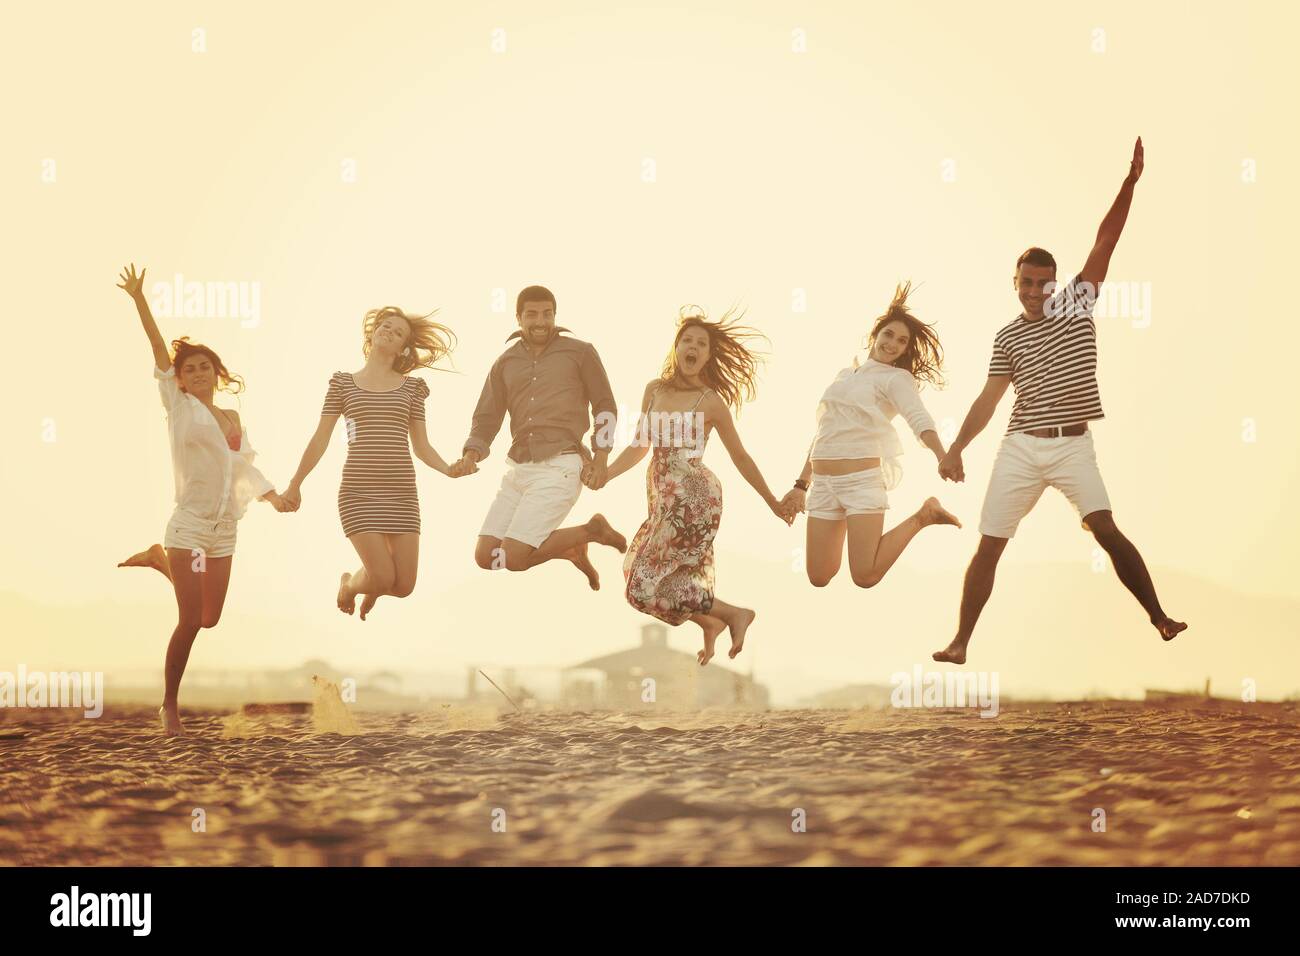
[2,2,1297,695]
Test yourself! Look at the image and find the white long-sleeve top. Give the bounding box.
[810,357,936,490]
[155,364,274,521]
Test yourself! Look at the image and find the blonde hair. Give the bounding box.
[361,306,456,373]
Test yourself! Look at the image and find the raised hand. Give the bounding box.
[1127,136,1144,184]
[116,262,147,300]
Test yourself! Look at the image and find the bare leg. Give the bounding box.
[704,597,755,660]
[161,547,233,735]
[848,498,961,588]
[805,517,847,587]
[474,535,507,570]
[690,613,728,665]
[340,532,397,622]
[119,543,172,581]
[1085,511,1187,641]
[501,515,628,589]
[933,535,1008,665]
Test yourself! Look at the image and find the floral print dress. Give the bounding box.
[622,388,722,625]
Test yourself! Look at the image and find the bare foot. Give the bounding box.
[119,543,171,579]
[1155,617,1187,642]
[337,573,356,615]
[697,618,726,666]
[586,514,627,553]
[359,593,379,621]
[564,543,601,590]
[159,705,185,737]
[728,608,756,659]
[919,497,961,528]
[932,640,967,665]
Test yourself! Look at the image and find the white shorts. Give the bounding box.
[806,467,888,520]
[479,452,584,548]
[164,508,238,560]
[979,430,1111,538]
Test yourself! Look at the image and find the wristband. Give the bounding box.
[793,479,809,492]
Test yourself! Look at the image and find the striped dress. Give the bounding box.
[321,371,430,536]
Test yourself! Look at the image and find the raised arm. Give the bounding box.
[705,393,791,525]
[117,263,170,371]
[1080,137,1144,292]
[939,375,1011,482]
[604,380,657,483]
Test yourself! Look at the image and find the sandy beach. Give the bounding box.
[2,701,1297,866]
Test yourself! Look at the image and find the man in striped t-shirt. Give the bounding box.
[933,138,1186,664]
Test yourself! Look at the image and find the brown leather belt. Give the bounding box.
[1024,423,1088,438]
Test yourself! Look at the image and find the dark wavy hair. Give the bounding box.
[862,282,945,389]
[170,337,244,395]
[361,306,457,374]
[659,306,769,413]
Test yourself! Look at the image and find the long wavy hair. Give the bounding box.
[861,282,945,389]
[170,337,244,395]
[659,306,768,413]
[362,306,457,374]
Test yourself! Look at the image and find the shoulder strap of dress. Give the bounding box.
[690,389,708,410]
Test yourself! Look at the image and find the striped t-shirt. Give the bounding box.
[989,274,1103,434]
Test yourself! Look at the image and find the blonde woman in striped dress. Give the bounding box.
[283,307,461,620]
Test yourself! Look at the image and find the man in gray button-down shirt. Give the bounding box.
[451,286,627,588]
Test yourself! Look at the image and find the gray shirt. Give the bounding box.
[463,328,618,464]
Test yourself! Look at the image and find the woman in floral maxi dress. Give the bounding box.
[606,309,791,665]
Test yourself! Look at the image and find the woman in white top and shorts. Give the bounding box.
[115,264,289,736]
[781,284,961,588]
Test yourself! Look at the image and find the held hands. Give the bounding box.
[280,484,302,512]
[116,262,146,300]
[777,488,806,523]
[938,450,964,483]
[448,454,479,478]
[769,495,795,526]
[581,457,609,491]
[264,491,291,513]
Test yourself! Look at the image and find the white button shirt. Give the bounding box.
[810,358,937,490]
[155,365,274,521]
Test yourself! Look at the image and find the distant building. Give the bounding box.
[562,622,770,710]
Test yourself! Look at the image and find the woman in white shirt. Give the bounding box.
[115,263,288,736]
[781,284,961,588]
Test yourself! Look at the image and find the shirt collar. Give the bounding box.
[506,326,572,343]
